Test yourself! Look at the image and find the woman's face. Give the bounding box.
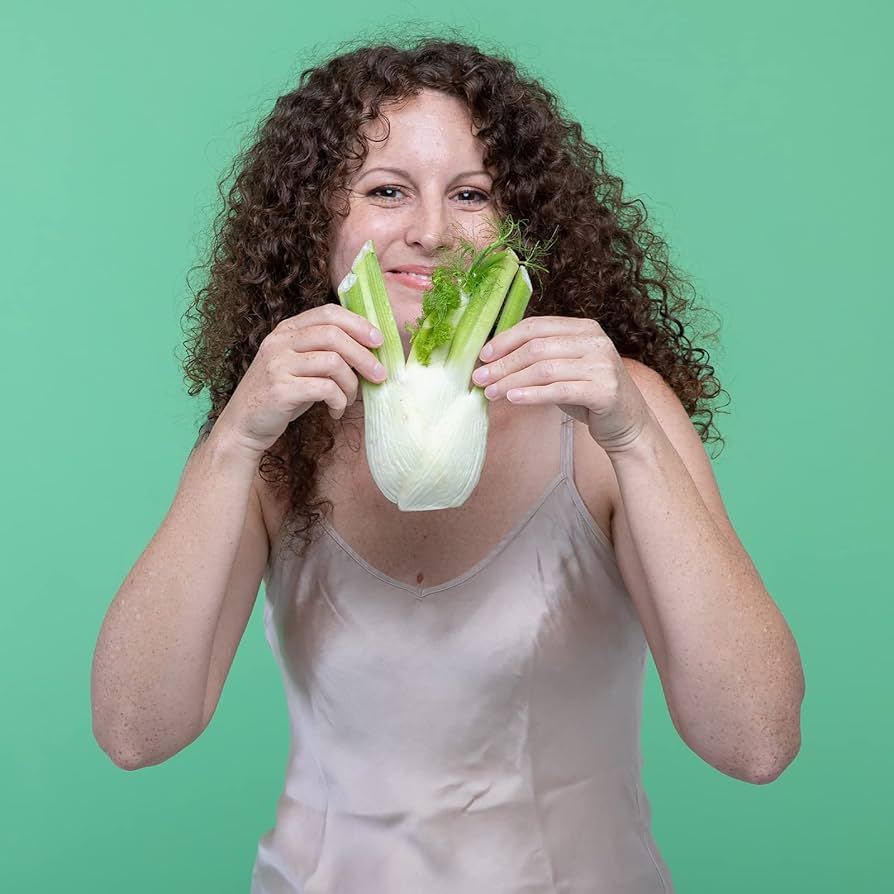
[328,89,500,357]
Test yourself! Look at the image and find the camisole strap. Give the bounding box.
[560,410,575,480]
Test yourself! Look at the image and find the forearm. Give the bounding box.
[91,424,261,769]
[609,420,805,783]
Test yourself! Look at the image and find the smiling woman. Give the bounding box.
[91,30,804,894]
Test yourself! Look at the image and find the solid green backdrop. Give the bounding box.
[2,0,890,891]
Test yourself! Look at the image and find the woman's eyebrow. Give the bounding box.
[357,166,491,181]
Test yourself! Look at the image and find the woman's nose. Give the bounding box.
[404,201,451,253]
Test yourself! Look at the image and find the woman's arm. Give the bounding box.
[608,358,805,784]
[91,422,267,769]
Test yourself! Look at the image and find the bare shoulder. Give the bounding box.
[620,356,700,423]
[621,356,678,405]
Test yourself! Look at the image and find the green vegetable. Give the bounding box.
[337,216,553,511]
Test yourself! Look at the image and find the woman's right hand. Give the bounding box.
[214,304,388,456]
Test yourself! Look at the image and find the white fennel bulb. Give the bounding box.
[337,218,549,511]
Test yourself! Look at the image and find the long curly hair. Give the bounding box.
[180,31,729,560]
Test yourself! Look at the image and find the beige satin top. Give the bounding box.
[250,411,674,893]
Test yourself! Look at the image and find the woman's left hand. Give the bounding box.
[472,316,655,456]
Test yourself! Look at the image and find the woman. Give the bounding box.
[91,35,805,893]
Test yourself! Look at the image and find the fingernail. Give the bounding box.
[480,343,494,360]
[370,328,383,345]
[373,362,387,378]
[473,366,490,384]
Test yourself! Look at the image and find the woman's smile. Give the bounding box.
[384,270,434,291]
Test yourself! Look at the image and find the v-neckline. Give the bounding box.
[320,472,567,598]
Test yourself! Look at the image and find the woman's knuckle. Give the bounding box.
[529,337,548,357]
[273,317,296,337]
[309,350,330,370]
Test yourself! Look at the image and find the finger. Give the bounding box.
[472,334,591,388]
[503,380,594,405]
[290,325,388,384]
[281,303,385,349]
[477,358,589,401]
[287,351,361,406]
[288,376,349,418]
[479,316,601,363]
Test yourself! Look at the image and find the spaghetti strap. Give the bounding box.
[560,410,575,479]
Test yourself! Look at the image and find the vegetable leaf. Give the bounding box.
[405,215,555,365]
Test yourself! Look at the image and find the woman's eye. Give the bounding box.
[370,186,404,201]
[454,189,489,204]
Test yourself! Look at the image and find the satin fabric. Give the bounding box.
[250,412,674,893]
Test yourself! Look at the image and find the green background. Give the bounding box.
[2,0,890,890]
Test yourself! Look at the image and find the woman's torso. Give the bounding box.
[246,402,674,892]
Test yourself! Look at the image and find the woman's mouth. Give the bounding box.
[384,271,433,291]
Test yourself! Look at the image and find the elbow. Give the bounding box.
[92,713,144,771]
[744,680,806,784]
[98,738,181,771]
[92,708,199,771]
[95,732,185,771]
[93,717,154,771]
[740,758,792,786]
[690,707,804,785]
[738,728,803,785]
[96,736,146,771]
[682,656,806,786]
[111,753,146,772]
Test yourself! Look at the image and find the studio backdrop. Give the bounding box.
[1,1,890,891]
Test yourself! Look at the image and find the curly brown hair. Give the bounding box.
[180,30,729,561]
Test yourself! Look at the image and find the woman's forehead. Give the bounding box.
[363,91,475,136]
[356,93,485,168]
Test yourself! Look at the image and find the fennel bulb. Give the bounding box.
[337,219,547,511]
